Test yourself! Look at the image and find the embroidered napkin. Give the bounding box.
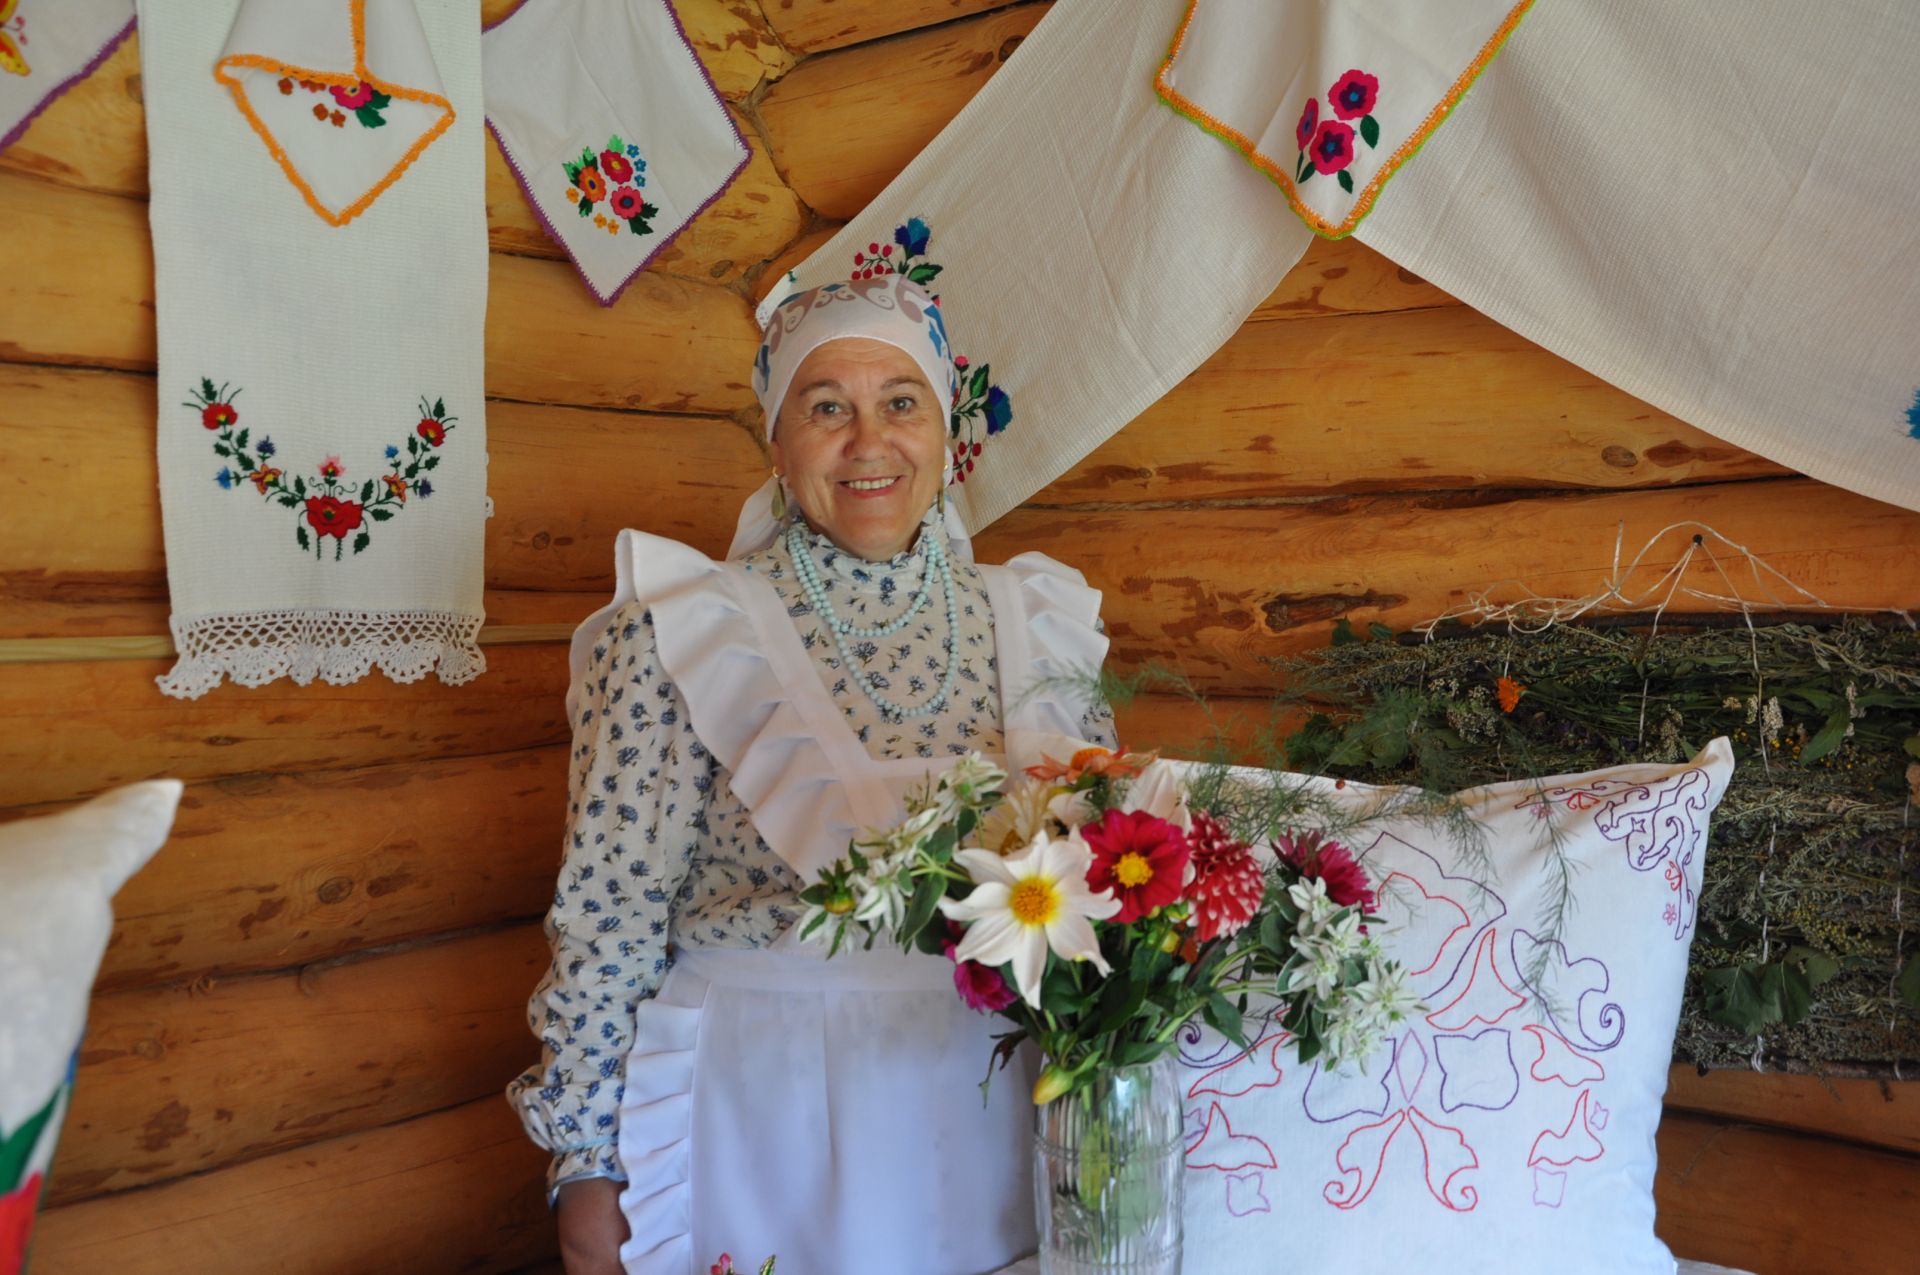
[765,0,1313,533]
[142,0,487,698]
[1352,0,1920,517]
[212,0,455,227]
[0,0,135,154]
[482,0,749,306]
[1156,0,1534,239]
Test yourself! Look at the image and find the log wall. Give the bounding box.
[2,3,1915,1272]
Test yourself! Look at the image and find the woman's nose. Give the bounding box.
[840,409,890,458]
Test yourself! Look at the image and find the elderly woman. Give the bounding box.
[508,274,1116,1275]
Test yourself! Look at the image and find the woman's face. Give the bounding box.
[768,337,948,561]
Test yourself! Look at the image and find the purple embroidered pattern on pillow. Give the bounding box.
[848,217,1013,485]
[564,135,655,238]
[1295,69,1382,194]
[190,378,459,560]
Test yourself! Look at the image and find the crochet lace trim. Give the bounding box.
[158,607,486,699]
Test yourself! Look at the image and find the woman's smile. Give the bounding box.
[839,475,903,497]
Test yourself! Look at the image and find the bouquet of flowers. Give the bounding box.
[796,740,1421,1103]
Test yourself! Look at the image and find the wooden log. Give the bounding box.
[0,642,571,810]
[50,925,548,1205]
[758,3,1050,219]
[1654,1110,1920,1275]
[976,478,1920,691]
[758,0,1019,53]
[29,1096,556,1275]
[0,175,760,413]
[1664,1065,1920,1158]
[90,748,567,990]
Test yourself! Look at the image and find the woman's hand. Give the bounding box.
[556,1177,630,1275]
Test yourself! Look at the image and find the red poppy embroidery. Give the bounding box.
[286,74,390,129]
[1294,68,1383,194]
[564,135,655,236]
[192,378,458,561]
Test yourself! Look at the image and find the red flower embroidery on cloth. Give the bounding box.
[331,80,373,110]
[563,135,655,237]
[191,378,458,561]
[0,1173,43,1274]
[1293,68,1383,194]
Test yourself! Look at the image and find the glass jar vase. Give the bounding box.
[1032,1054,1185,1274]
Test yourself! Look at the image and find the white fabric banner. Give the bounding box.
[142,0,488,697]
[1351,0,1920,515]
[764,0,1313,535]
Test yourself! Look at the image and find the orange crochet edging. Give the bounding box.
[1153,0,1535,240]
[212,0,455,228]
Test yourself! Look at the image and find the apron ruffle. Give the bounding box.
[614,997,702,1275]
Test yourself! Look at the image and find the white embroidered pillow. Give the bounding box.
[0,780,181,1262]
[1177,738,1734,1274]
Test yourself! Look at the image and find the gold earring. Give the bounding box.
[771,472,787,521]
[937,483,946,515]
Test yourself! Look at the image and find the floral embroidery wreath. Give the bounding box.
[848,217,1011,483]
[190,377,458,560]
[563,134,655,238]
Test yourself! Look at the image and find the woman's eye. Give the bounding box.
[890,396,917,412]
[812,401,843,418]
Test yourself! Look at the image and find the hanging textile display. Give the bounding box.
[1343,0,1920,517]
[482,0,750,306]
[1154,0,1534,239]
[212,0,456,227]
[142,0,487,698]
[0,0,135,155]
[760,0,1313,534]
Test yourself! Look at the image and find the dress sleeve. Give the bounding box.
[1078,612,1119,749]
[506,600,711,1205]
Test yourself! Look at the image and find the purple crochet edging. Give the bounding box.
[0,13,138,156]
[481,0,755,308]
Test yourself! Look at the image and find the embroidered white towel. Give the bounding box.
[1351,0,1920,516]
[483,0,749,305]
[142,0,487,698]
[0,0,135,154]
[763,0,1313,533]
[1155,0,1533,239]
[213,0,456,226]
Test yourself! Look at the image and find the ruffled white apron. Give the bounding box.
[577,530,1108,1275]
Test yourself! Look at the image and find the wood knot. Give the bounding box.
[531,530,552,550]
[998,35,1025,61]
[1600,444,1639,469]
[317,876,354,905]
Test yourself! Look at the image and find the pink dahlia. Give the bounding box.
[943,922,1016,1013]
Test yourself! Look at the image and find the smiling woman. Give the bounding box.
[507,272,1120,1275]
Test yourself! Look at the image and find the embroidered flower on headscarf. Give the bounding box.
[1328,69,1379,120]
[1307,120,1357,174]
[331,81,374,110]
[1296,97,1319,149]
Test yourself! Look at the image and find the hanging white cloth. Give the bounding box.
[762,0,1313,534]
[143,0,487,697]
[1345,0,1920,515]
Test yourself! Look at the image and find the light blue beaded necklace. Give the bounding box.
[784,517,958,720]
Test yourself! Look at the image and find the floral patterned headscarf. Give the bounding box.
[730,273,969,559]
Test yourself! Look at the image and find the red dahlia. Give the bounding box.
[1184,811,1264,942]
[1082,808,1191,924]
[1272,828,1375,911]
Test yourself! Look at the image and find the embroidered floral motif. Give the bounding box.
[849,218,1012,484]
[1906,387,1920,440]
[0,1,27,78]
[563,134,655,237]
[1294,69,1383,194]
[276,73,391,130]
[190,378,457,561]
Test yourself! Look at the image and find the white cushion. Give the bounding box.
[0,781,181,1228]
[1173,739,1734,1274]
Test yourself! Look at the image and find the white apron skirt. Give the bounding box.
[615,932,1040,1275]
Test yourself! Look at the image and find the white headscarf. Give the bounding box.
[728,273,975,560]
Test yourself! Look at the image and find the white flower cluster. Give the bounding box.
[1281,877,1423,1069]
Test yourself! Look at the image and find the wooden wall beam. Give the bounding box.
[1664,1065,1920,1159]
[758,0,1020,53]
[29,1096,556,1275]
[51,925,547,1205]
